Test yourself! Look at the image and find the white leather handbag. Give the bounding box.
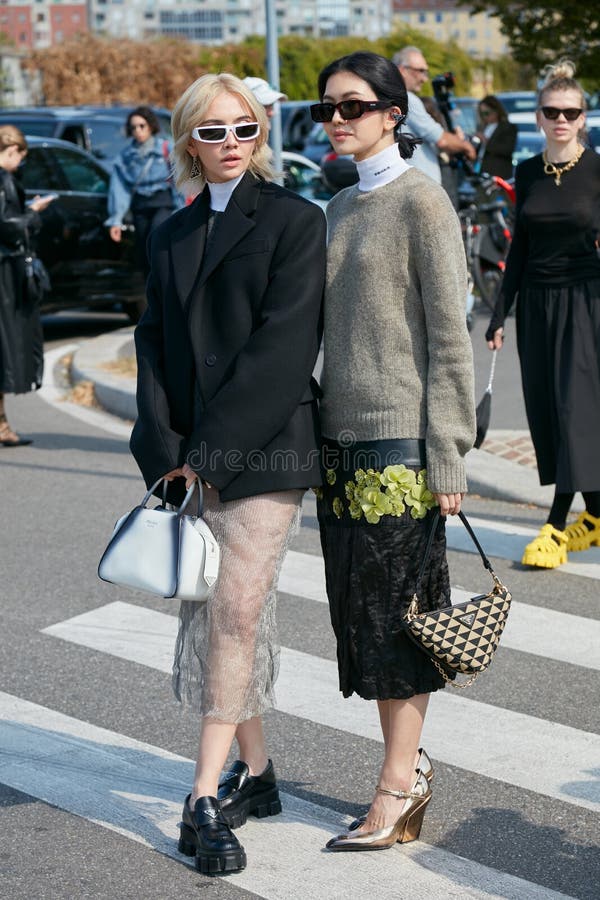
[98,478,220,601]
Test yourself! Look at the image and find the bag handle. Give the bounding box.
[142,477,204,518]
[414,509,501,601]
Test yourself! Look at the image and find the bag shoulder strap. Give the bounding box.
[415,510,497,596]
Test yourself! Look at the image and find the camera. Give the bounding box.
[431,72,455,107]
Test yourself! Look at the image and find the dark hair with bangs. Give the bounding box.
[317,51,421,159]
[126,106,161,137]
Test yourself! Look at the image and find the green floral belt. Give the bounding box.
[315,464,437,525]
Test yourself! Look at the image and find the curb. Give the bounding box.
[71,327,137,422]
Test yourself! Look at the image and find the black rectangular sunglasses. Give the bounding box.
[310,99,392,123]
[540,106,583,121]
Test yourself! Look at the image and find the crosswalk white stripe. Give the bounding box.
[42,602,600,814]
[281,552,600,671]
[444,515,600,580]
[0,691,573,900]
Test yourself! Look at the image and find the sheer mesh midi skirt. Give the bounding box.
[172,486,302,723]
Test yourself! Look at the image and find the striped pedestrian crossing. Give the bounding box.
[42,600,600,814]
[0,692,574,900]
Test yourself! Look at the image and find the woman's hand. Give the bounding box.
[487,328,504,351]
[434,492,463,516]
[162,467,184,482]
[181,463,201,490]
[109,225,122,243]
[29,194,55,212]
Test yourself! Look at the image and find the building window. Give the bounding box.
[435,12,442,22]
[418,12,426,23]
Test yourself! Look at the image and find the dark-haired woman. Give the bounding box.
[106,106,179,280]
[476,95,517,180]
[311,51,475,852]
[487,60,600,567]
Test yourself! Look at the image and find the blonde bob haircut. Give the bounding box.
[171,73,274,193]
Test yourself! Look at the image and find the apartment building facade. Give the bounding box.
[90,1,393,44]
[0,0,87,50]
[393,0,508,59]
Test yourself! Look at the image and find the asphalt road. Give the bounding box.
[0,312,598,900]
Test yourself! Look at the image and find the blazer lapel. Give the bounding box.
[170,189,210,309]
[197,172,260,287]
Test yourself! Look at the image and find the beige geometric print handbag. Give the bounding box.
[404,511,512,688]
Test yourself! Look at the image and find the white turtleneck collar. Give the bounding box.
[207,173,244,211]
[355,142,410,192]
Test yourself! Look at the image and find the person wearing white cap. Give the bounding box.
[242,77,287,126]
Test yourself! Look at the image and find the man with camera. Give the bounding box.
[393,46,476,184]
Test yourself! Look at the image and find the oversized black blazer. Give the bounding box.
[130,172,326,503]
[481,120,518,180]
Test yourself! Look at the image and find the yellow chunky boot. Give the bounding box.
[521,524,568,569]
[564,511,600,552]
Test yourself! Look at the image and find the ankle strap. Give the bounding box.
[375,785,416,799]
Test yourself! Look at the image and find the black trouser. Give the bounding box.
[131,191,174,280]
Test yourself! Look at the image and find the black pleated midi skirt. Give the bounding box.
[516,278,600,491]
[316,439,452,701]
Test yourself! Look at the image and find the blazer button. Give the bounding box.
[205,354,217,367]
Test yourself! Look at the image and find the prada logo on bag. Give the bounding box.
[459,613,476,627]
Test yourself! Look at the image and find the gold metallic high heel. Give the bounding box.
[348,747,434,832]
[325,771,431,851]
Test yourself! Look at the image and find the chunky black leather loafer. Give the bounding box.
[218,759,282,829]
[178,795,246,875]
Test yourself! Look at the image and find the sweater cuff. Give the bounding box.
[427,459,468,495]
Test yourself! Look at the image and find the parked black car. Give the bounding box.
[18,136,144,321]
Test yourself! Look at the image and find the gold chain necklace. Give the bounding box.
[543,144,584,186]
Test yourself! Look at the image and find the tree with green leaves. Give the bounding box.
[470,1,600,81]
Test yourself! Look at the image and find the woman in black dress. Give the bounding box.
[0,125,54,446]
[487,60,600,567]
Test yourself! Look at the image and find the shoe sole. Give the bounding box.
[521,548,566,568]
[178,823,247,875]
[219,789,282,829]
[567,537,600,552]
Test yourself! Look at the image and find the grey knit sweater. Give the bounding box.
[321,167,475,494]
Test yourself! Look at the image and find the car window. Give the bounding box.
[0,118,57,137]
[19,147,63,191]
[50,146,109,194]
[87,119,128,160]
[60,124,88,148]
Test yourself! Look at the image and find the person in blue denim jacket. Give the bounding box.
[106,106,180,279]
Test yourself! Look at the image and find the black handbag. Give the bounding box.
[403,510,511,688]
[23,231,50,305]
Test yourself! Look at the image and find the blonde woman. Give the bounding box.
[130,74,326,874]
[0,125,54,446]
[487,60,600,568]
